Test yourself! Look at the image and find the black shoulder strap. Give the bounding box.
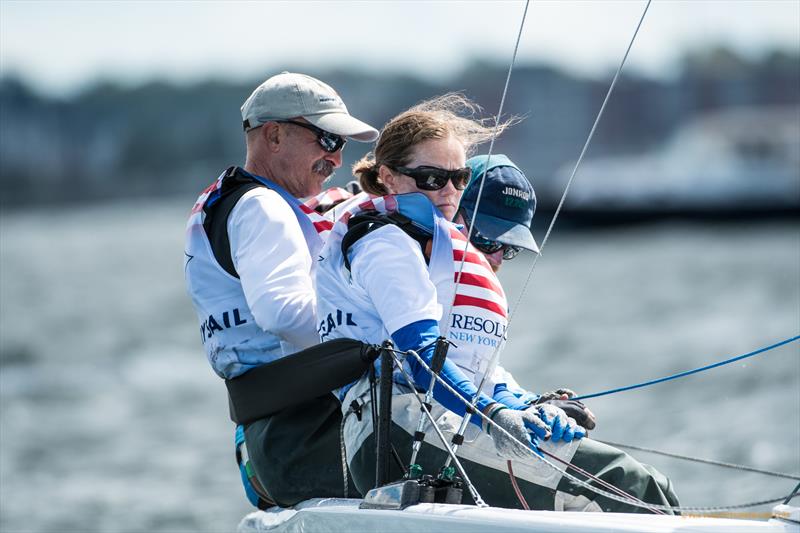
[203,167,265,278]
[341,210,432,271]
[340,212,392,271]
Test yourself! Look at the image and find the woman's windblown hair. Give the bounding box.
[353,93,514,196]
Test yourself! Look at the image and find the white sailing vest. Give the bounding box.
[316,193,509,396]
[184,168,333,379]
[444,225,509,393]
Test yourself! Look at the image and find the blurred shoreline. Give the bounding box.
[2,47,797,211]
[2,191,796,229]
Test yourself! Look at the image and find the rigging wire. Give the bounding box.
[572,335,800,401]
[598,440,800,481]
[502,0,653,343]
[433,0,531,474]
[446,0,530,338]
[394,347,664,513]
[443,0,655,462]
[390,350,488,507]
[784,482,800,505]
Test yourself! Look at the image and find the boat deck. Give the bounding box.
[238,498,799,532]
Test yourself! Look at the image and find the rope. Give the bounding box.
[538,447,667,515]
[395,346,800,512]
[394,347,665,513]
[507,460,530,510]
[340,408,351,498]
[572,335,800,401]
[598,440,800,481]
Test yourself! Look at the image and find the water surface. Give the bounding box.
[1,200,797,531]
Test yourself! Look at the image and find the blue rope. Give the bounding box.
[572,335,800,401]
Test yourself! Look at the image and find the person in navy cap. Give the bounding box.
[442,154,678,511]
[455,154,540,272]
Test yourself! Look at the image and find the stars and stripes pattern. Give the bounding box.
[189,172,226,215]
[449,227,508,319]
[190,170,341,242]
[302,187,354,213]
[325,194,398,244]
[298,202,335,240]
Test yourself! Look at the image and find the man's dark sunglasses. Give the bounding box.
[276,120,346,153]
[470,228,522,260]
[391,165,472,191]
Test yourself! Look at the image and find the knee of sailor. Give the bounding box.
[575,440,663,482]
[617,457,662,486]
[612,458,681,508]
[641,463,680,504]
[635,461,674,489]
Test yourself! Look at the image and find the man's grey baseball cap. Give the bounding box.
[241,72,379,142]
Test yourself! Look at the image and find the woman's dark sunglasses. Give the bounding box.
[276,119,346,153]
[470,229,522,260]
[392,165,472,191]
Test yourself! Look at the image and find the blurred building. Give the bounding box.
[562,105,800,214]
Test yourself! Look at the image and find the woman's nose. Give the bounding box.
[439,177,459,198]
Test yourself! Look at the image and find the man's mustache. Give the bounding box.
[313,159,335,178]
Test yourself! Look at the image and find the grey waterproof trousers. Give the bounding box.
[244,393,358,507]
[343,381,680,513]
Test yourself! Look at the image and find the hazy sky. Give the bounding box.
[1,0,798,96]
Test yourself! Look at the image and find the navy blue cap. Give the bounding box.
[460,154,539,253]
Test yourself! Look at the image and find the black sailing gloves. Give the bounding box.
[535,388,597,431]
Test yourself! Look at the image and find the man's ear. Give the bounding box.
[263,122,281,153]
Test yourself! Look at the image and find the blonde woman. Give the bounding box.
[315,94,678,512]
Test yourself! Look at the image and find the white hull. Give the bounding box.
[238,499,799,533]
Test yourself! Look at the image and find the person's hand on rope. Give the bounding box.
[529,403,586,443]
[483,404,549,459]
[536,388,577,401]
[535,388,597,431]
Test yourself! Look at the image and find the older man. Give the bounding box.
[184,72,378,507]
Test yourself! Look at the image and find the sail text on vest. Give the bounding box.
[450,313,507,339]
[318,309,358,340]
[200,308,248,343]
